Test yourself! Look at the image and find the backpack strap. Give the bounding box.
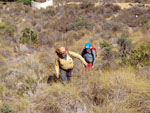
[90,49,95,58]
[67,50,71,56]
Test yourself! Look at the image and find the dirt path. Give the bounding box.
[113,3,150,9]
[55,2,150,9]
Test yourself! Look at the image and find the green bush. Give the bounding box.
[19,27,38,44]
[142,19,150,24]
[128,42,150,65]
[100,41,111,48]
[66,18,94,31]
[16,0,32,5]
[0,23,15,36]
[0,104,16,113]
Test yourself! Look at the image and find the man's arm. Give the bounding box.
[55,56,60,78]
[69,51,87,65]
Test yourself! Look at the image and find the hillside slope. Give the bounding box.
[0,1,150,113]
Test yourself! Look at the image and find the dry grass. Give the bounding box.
[1,39,150,113]
[0,1,150,113]
[30,67,150,113]
[129,31,150,47]
[32,83,85,113]
[94,67,150,113]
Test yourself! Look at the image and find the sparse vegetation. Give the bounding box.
[81,0,94,9]
[117,33,132,61]
[41,7,56,16]
[100,41,113,60]
[16,0,32,5]
[0,1,150,113]
[0,104,16,113]
[0,23,15,37]
[128,42,150,66]
[19,27,38,44]
[66,18,94,31]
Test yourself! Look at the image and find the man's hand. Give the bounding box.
[56,74,59,78]
[85,62,88,66]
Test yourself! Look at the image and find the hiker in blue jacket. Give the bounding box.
[81,42,96,71]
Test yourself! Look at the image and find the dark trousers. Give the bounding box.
[60,68,73,84]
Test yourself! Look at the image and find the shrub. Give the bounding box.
[66,18,94,31]
[81,0,94,9]
[0,23,15,36]
[141,19,150,33]
[19,27,38,44]
[41,7,56,16]
[17,77,38,96]
[0,104,16,113]
[100,41,113,60]
[16,0,32,5]
[100,41,111,48]
[0,84,7,98]
[117,33,132,59]
[128,42,150,65]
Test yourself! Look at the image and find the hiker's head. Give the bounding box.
[85,42,91,52]
[59,47,67,57]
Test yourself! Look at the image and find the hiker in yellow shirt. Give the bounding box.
[55,47,87,84]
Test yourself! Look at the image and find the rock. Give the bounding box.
[15,44,33,53]
[34,25,42,32]
[128,27,134,34]
[111,38,118,44]
[31,0,53,10]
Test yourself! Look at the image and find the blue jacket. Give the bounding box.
[81,49,96,65]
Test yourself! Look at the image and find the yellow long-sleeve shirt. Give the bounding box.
[55,51,87,75]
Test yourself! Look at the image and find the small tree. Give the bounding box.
[19,27,38,44]
[117,33,132,59]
